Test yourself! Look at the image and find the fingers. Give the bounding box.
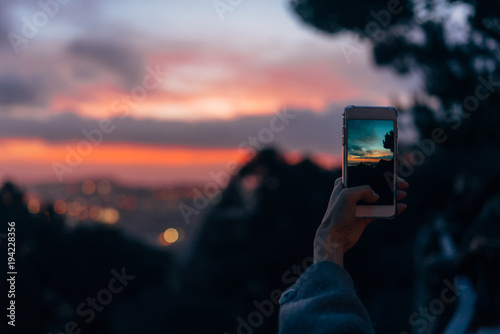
[342,185,379,206]
[396,178,408,215]
[397,177,409,190]
[331,177,344,198]
[396,203,407,214]
[396,190,407,201]
[338,176,408,192]
[334,177,407,214]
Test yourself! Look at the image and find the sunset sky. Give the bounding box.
[347,119,394,166]
[0,0,419,187]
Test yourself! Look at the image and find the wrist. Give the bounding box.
[313,241,345,267]
[327,248,344,267]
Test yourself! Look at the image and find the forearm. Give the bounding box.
[279,261,374,334]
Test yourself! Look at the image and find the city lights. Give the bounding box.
[67,201,81,216]
[101,208,119,224]
[27,199,40,214]
[97,180,112,195]
[81,180,96,195]
[163,228,179,243]
[89,206,102,221]
[53,200,67,214]
[20,180,191,248]
[158,228,184,247]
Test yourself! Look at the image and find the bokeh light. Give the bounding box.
[163,228,179,244]
[89,206,103,221]
[53,200,67,215]
[77,207,89,221]
[101,208,119,224]
[27,199,40,214]
[97,180,112,195]
[67,201,82,216]
[82,180,96,195]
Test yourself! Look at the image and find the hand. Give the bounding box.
[313,177,409,267]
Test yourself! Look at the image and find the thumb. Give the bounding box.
[343,185,380,205]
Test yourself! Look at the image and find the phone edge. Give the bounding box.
[342,105,398,219]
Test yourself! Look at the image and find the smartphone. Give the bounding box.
[342,105,398,218]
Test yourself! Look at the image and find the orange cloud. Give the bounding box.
[47,48,386,121]
[0,138,253,185]
[0,138,248,165]
[0,138,341,186]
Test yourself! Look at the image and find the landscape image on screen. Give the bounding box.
[347,119,394,205]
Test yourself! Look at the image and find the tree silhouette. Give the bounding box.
[383,130,394,152]
[290,0,500,147]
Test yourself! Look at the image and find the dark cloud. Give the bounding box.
[0,77,39,106]
[0,2,13,48]
[347,144,376,157]
[67,38,143,87]
[347,120,379,145]
[0,22,9,47]
[0,106,345,156]
[347,144,365,157]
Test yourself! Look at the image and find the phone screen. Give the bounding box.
[347,119,395,205]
